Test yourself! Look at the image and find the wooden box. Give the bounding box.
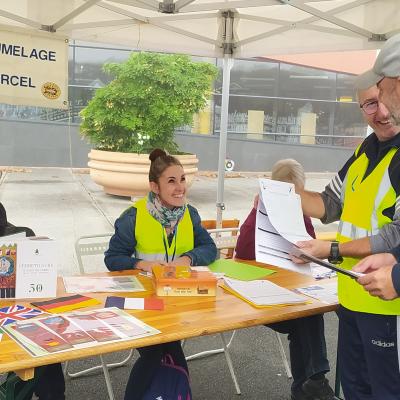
[152,265,217,297]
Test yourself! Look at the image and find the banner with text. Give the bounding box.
[0,29,68,109]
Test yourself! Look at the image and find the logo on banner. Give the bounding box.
[41,82,61,100]
[0,29,68,109]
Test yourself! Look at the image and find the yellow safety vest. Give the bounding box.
[133,197,194,262]
[337,146,400,314]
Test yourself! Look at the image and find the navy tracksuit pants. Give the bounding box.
[338,305,400,400]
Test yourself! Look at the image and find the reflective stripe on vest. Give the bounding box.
[337,147,400,315]
[133,197,194,262]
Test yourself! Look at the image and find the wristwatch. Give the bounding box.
[328,241,343,264]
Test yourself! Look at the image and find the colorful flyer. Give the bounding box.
[89,309,151,338]
[3,307,161,357]
[40,315,95,345]
[10,320,73,353]
[66,312,121,342]
[0,243,17,298]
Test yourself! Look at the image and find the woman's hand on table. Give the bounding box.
[165,256,192,267]
[136,260,164,272]
[136,256,192,272]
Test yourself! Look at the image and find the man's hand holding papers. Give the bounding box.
[255,179,313,275]
[290,246,363,280]
[255,178,364,281]
[293,239,331,262]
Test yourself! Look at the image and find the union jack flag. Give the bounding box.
[0,305,44,326]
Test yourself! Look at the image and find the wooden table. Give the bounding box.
[0,262,337,381]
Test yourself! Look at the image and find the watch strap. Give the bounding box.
[328,241,343,264]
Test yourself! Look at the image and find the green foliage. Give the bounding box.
[80,52,218,153]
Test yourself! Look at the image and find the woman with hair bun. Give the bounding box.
[105,148,217,400]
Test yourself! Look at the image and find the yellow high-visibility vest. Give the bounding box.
[133,197,194,262]
[337,147,400,314]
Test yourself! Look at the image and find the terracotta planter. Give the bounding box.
[88,149,199,197]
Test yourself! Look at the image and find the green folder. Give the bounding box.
[208,259,275,281]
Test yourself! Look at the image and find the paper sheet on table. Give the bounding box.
[63,276,145,293]
[222,277,307,307]
[255,188,312,275]
[295,280,338,304]
[208,259,275,281]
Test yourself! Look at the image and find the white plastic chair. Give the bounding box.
[63,233,135,400]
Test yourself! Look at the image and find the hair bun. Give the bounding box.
[149,148,167,162]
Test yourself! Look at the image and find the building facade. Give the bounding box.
[0,41,369,170]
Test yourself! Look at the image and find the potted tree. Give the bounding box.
[80,52,218,196]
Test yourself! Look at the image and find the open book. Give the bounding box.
[221,277,307,308]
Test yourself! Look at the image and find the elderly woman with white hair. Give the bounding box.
[235,159,335,400]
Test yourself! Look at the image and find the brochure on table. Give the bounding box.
[63,275,145,293]
[295,280,338,304]
[0,236,58,299]
[3,307,160,357]
[255,178,313,275]
[221,277,307,307]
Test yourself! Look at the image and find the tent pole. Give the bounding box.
[216,54,233,229]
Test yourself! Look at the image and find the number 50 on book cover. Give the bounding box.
[0,238,58,299]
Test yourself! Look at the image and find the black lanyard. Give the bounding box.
[162,227,177,263]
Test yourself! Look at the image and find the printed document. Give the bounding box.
[222,277,307,307]
[63,276,145,293]
[256,179,312,275]
[296,280,338,304]
[3,307,160,357]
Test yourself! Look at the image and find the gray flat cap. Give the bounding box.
[355,33,400,90]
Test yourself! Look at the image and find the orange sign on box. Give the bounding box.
[152,265,217,297]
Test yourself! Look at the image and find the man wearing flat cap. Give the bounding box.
[342,32,400,399]
[356,33,400,126]
[291,34,400,399]
[354,33,400,300]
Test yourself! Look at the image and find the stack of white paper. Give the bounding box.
[255,179,312,275]
[222,277,306,307]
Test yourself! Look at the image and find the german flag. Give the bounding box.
[31,295,101,313]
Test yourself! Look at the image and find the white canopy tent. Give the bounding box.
[1,0,400,224]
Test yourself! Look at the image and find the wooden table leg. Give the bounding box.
[13,370,33,382]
